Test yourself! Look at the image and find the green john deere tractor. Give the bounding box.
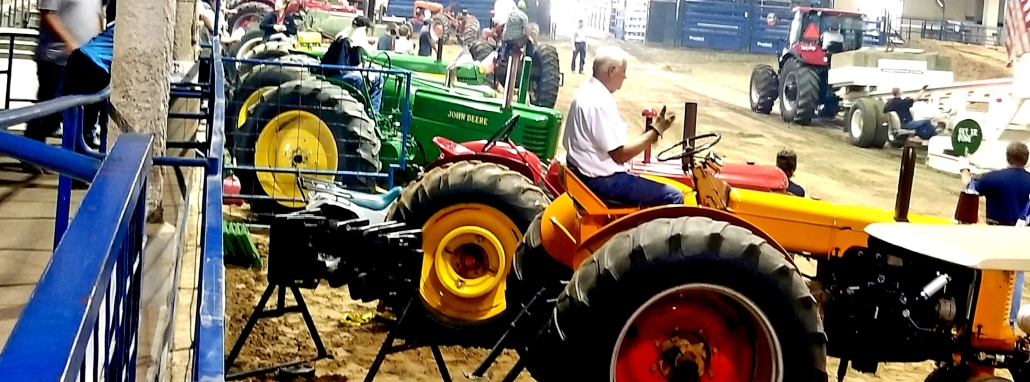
[228,32,562,217]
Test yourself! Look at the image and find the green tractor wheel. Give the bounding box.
[529,45,560,109]
[228,56,317,142]
[239,41,294,79]
[236,79,381,218]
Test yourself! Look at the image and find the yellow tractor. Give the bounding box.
[476,103,1030,382]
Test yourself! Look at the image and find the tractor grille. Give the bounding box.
[519,122,558,159]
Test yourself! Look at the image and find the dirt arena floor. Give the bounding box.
[223,36,1027,381]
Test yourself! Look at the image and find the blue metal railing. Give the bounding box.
[0,6,227,380]
[0,134,152,381]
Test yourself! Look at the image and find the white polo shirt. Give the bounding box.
[562,77,629,178]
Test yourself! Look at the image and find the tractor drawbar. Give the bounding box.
[894,142,918,222]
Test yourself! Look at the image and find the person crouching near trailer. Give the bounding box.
[884,86,937,144]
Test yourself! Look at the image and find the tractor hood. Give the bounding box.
[865,223,1030,271]
[382,76,563,162]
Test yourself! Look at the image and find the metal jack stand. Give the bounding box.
[464,286,552,381]
[224,281,330,380]
[364,296,452,382]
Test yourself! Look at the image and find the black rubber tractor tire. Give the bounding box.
[845,97,888,148]
[469,38,496,62]
[458,15,480,46]
[228,1,272,32]
[227,58,316,142]
[431,13,454,45]
[224,27,264,89]
[779,59,820,125]
[750,64,779,114]
[502,211,573,349]
[239,40,294,79]
[528,44,561,109]
[385,160,550,331]
[522,216,828,382]
[237,79,381,218]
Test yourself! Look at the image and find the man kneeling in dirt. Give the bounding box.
[562,46,683,208]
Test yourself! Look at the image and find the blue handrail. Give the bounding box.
[0,134,153,381]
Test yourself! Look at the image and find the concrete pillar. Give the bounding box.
[983,0,1001,43]
[173,0,198,60]
[109,0,174,223]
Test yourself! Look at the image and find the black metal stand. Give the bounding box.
[464,286,553,381]
[364,296,453,382]
[224,282,330,380]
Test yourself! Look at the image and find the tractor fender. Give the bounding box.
[424,153,537,182]
[569,205,794,272]
[782,43,828,68]
[539,193,582,268]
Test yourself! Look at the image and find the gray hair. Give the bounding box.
[592,45,629,75]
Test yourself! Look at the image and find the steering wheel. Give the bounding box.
[483,114,520,153]
[656,133,722,162]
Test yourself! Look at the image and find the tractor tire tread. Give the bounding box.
[750,64,778,114]
[228,1,272,31]
[459,16,480,46]
[524,216,828,382]
[792,64,821,125]
[238,78,380,216]
[229,60,315,133]
[529,44,561,109]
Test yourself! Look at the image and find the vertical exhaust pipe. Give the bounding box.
[682,102,698,173]
[503,50,523,110]
[894,143,917,222]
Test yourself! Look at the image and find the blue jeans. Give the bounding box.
[338,71,383,113]
[905,119,935,140]
[583,171,684,208]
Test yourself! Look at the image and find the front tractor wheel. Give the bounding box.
[237,79,381,218]
[524,216,827,382]
[846,97,888,148]
[386,161,550,330]
[779,60,820,125]
[750,64,779,114]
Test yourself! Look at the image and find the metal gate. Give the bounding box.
[646,0,679,45]
[748,0,793,54]
[679,0,750,51]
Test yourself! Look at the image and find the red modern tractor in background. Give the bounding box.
[227,0,360,32]
[410,0,482,45]
[749,7,867,125]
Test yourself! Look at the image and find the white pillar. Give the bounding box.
[984,0,1001,43]
[109,0,174,223]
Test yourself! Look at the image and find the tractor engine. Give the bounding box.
[816,239,977,372]
[267,201,423,304]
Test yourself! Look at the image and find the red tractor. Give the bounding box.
[227,0,360,32]
[749,8,867,125]
[431,108,792,199]
[410,0,482,45]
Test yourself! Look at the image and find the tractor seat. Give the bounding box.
[559,165,639,215]
[349,186,403,211]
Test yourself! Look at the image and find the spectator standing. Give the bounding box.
[776,149,806,197]
[378,23,397,51]
[418,19,435,56]
[24,0,104,165]
[572,19,586,74]
[959,142,1030,226]
[498,1,532,61]
[393,25,415,55]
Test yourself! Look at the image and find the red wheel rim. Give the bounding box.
[610,283,783,382]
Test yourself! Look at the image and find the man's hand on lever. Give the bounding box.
[609,105,676,164]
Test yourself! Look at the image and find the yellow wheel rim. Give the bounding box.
[254,110,338,208]
[238,86,274,129]
[419,203,521,324]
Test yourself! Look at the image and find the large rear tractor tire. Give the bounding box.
[228,1,272,32]
[523,216,828,382]
[385,161,550,332]
[228,56,317,138]
[779,60,820,125]
[845,97,888,148]
[431,13,454,45]
[528,44,561,109]
[502,211,573,349]
[239,40,294,79]
[458,15,480,46]
[750,64,779,114]
[237,79,381,218]
[469,38,496,61]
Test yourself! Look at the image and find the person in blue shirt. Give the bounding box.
[960,141,1030,226]
[417,19,435,57]
[776,149,806,197]
[63,23,113,151]
[883,86,936,143]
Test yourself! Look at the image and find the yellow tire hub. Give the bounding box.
[254,110,338,208]
[420,203,521,324]
[238,86,275,129]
